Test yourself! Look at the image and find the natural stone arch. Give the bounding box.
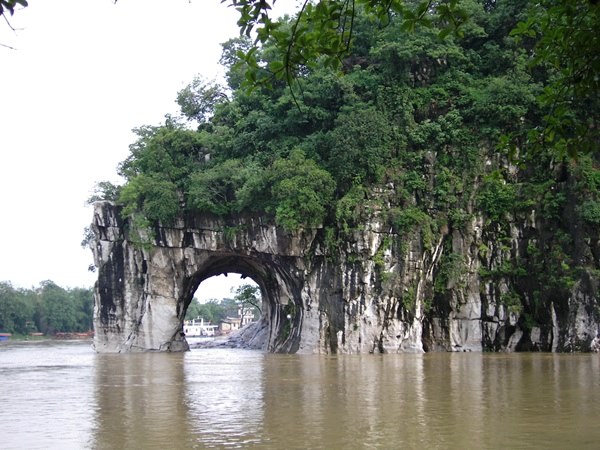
[90,201,314,353]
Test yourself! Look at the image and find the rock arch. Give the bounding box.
[90,201,320,353]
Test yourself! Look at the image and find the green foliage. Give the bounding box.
[500,289,523,314]
[119,174,180,224]
[38,281,78,333]
[80,226,95,250]
[225,0,470,92]
[511,0,600,158]
[448,208,470,230]
[268,150,336,231]
[119,122,204,183]
[184,297,203,320]
[326,105,393,190]
[107,3,535,234]
[87,181,121,204]
[188,159,264,215]
[233,283,260,308]
[435,252,467,294]
[336,184,367,233]
[389,206,430,235]
[0,281,92,335]
[176,77,227,123]
[186,299,228,324]
[185,283,261,323]
[233,283,262,319]
[226,0,597,161]
[462,70,540,139]
[388,206,435,251]
[422,296,433,314]
[220,36,254,90]
[117,121,206,224]
[221,224,246,244]
[401,286,416,311]
[579,199,600,226]
[572,156,600,226]
[371,23,466,85]
[322,226,340,254]
[373,236,391,267]
[123,214,155,250]
[477,171,516,222]
[0,282,33,334]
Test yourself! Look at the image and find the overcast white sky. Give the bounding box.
[0,0,295,299]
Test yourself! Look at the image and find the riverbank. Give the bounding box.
[188,321,268,350]
[0,332,93,342]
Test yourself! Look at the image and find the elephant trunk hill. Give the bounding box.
[91,197,600,353]
[88,2,600,353]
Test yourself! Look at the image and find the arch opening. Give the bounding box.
[183,273,261,340]
[177,254,301,352]
[91,201,310,353]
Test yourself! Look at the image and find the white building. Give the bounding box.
[183,318,218,337]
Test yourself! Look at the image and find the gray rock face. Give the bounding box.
[91,201,599,353]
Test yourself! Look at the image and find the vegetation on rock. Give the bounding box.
[85,0,598,346]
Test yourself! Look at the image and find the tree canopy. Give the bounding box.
[5,1,597,158]
[102,1,550,228]
[223,0,598,158]
[0,281,93,335]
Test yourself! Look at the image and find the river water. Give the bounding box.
[0,340,598,449]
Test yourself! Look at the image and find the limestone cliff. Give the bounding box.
[91,194,599,353]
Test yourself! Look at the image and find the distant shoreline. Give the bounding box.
[0,332,93,342]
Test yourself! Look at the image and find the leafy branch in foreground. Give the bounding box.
[224,0,469,90]
[0,0,27,19]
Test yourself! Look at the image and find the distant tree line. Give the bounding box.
[0,281,93,335]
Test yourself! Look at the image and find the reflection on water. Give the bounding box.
[93,349,266,449]
[0,340,599,449]
[184,350,265,447]
[93,351,189,449]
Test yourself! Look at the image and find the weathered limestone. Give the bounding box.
[91,200,599,353]
[91,202,316,352]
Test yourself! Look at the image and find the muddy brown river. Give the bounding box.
[0,340,598,449]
